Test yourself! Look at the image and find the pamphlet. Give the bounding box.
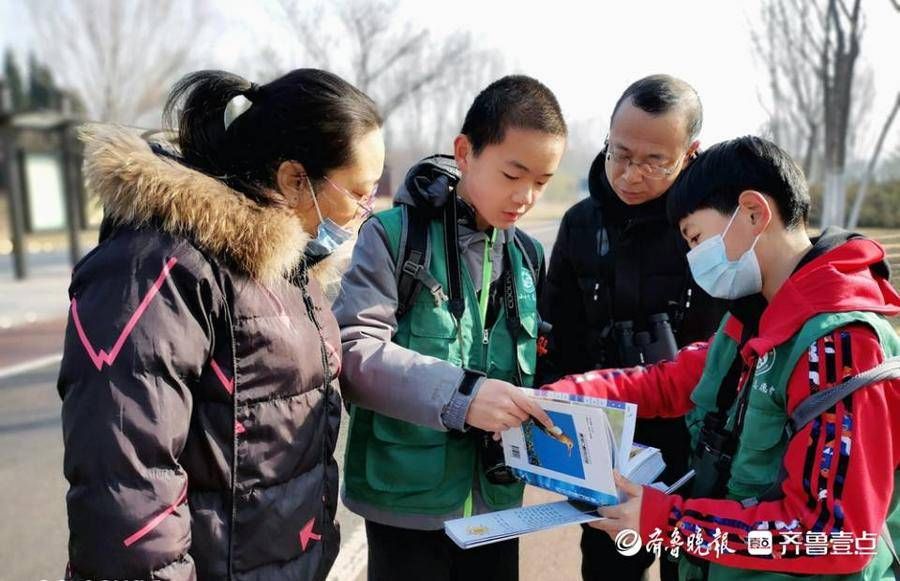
[445,390,674,549]
[500,390,637,506]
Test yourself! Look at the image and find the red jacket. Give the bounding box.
[545,235,900,575]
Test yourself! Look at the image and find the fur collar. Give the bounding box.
[80,124,339,286]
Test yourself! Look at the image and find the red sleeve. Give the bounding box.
[541,341,710,418]
[640,324,898,575]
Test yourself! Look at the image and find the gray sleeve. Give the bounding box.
[441,377,485,431]
[333,218,467,431]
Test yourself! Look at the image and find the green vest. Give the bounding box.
[343,207,542,515]
[679,311,900,581]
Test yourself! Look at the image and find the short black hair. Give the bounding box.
[460,75,567,155]
[611,74,702,142]
[667,135,810,229]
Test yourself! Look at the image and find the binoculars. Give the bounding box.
[688,411,737,499]
[480,431,519,485]
[612,312,679,367]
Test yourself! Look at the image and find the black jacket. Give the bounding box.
[539,151,726,381]
[537,152,728,480]
[58,126,342,580]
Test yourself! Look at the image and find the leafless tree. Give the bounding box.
[847,1,900,228]
[27,0,213,125]
[752,0,878,227]
[752,0,824,179]
[397,48,507,156]
[273,0,475,124]
[818,0,864,227]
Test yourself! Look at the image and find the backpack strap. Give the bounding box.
[512,228,542,285]
[740,355,900,509]
[442,193,466,322]
[395,205,447,319]
[395,208,543,334]
[785,355,900,439]
[506,230,545,385]
[502,237,525,385]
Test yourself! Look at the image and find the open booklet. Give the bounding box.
[501,390,638,505]
[445,389,684,549]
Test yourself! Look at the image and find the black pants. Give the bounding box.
[580,524,680,580]
[366,520,519,581]
[581,417,688,581]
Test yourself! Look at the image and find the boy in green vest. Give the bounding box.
[333,75,565,580]
[545,136,900,580]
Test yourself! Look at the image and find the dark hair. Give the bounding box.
[611,74,702,142]
[163,69,382,206]
[460,75,567,155]
[666,135,810,229]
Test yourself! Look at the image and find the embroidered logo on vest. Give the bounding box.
[756,350,777,376]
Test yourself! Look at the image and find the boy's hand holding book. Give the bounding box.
[589,470,643,538]
[465,379,554,432]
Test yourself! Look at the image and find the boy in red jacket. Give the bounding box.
[544,136,900,580]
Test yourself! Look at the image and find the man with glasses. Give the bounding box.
[537,75,728,581]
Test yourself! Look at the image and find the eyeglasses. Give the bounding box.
[605,149,684,180]
[323,176,379,219]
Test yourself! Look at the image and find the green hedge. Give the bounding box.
[807,181,900,228]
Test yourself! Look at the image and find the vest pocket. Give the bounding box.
[728,407,787,494]
[408,300,458,363]
[365,414,447,493]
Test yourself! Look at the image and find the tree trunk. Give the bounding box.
[821,168,846,228]
[802,122,819,180]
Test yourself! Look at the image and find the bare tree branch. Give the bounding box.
[269,0,481,128]
[27,0,213,125]
[755,0,876,226]
[277,0,332,70]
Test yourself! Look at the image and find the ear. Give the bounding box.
[685,140,700,162]
[453,134,472,173]
[277,160,309,209]
[738,190,772,236]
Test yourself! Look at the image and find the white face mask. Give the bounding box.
[687,208,762,300]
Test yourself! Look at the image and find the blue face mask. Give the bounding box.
[305,179,354,259]
[687,208,762,300]
[306,217,353,258]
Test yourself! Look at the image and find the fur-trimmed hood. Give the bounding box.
[80,124,348,287]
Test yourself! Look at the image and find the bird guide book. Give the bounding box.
[502,390,637,506]
[445,390,667,549]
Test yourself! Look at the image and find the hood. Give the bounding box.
[80,124,342,286]
[587,148,668,224]
[745,227,900,356]
[393,154,460,215]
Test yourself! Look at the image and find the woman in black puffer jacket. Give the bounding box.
[58,69,383,580]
